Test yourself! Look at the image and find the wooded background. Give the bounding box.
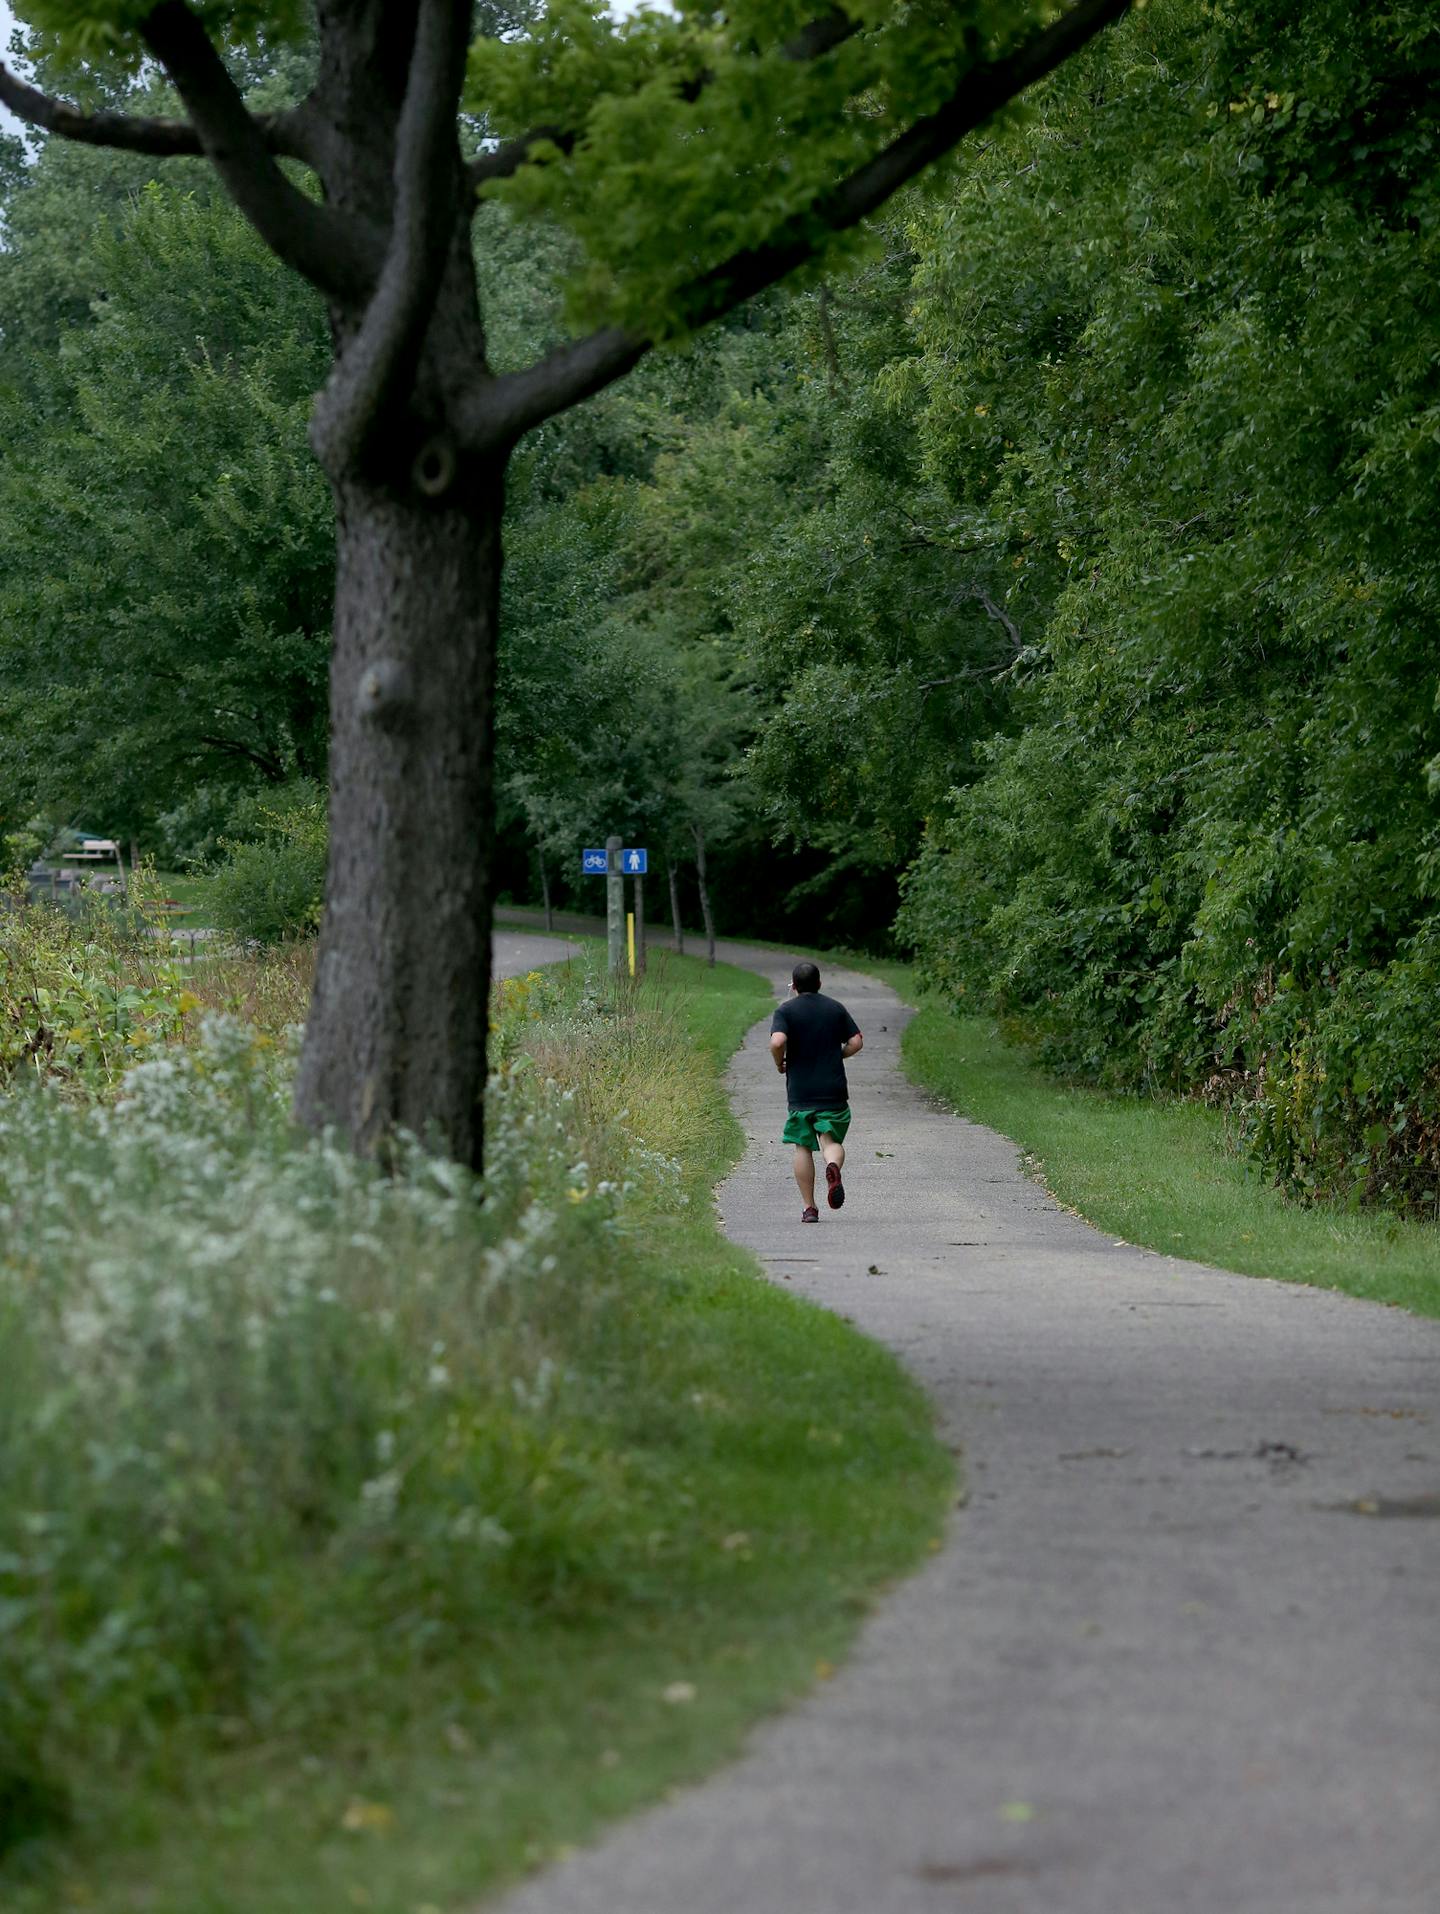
[2,0,1436,1200]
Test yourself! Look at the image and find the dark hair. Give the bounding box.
[792,961,821,993]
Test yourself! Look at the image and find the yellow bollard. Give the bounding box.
[627,911,635,978]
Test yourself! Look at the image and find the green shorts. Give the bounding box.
[782,1107,852,1151]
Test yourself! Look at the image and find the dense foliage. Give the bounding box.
[0,164,332,841]
[894,0,1440,1204]
[0,892,194,1089]
[2,0,1437,1202]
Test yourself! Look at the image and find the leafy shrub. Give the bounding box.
[0,893,194,1093]
[207,781,327,945]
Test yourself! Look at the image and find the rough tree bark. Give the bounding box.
[294,471,505,1162]
[286,0,507,1166]
[0,0,1133,1166]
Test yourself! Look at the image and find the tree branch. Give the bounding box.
[195,733,287,778]
[679,0,1132,328]
[954,583,1023,650]
[0,58,307,159]
[138,1,375,303]
[916,667,1002,693]
[310,0,471,473]
[781,8,858,64]
[473,0,1130,447]
[458,324,646,451]
[466,6,860,193]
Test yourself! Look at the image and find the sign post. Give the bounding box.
[605,834,624,977]
[619,850,648,978]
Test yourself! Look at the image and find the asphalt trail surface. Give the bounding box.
[491,929,584,979]
[492,941,1440,1914]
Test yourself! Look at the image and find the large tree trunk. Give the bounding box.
[293,460,505,1168]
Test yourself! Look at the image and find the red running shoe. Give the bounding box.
[801,1205,819,1223]
[825,1162,845,1210]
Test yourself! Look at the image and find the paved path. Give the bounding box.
[494,945,1440,1914]
[491,928,584,979]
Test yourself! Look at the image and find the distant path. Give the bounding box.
[489,939,1440,1913]
[491,926,584,979]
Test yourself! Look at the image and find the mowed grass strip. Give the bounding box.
[9,949,950,1914]
[876,973,1440,1320]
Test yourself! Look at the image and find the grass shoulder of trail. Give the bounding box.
[852,960,1438,1320]
[10,948,950,1914]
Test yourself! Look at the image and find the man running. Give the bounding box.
[769,960,863,1223]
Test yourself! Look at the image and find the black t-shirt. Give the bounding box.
[771,991,861,1110]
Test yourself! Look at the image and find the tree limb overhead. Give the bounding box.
[475,0,1130,444]
[139,0,376,304]
[465,5,861,195]
[460,324,648,451]
[0,57,306,159]
[679,0,1133,327]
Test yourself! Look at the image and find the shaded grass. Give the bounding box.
[864,959,1440,1319]
[8,948,949,1913]
[150,870,219,927]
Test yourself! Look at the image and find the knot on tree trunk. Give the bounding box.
[356,658,414,729]
[412,433,459,498]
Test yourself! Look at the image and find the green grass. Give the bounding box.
[858,960,1439,1319]
[10,948,950,1914]
[149,869,218,927]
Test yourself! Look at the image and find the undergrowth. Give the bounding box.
[1,937,949,1912]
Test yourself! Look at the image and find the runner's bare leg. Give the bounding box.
[793,1146,816,1208]
[820,1137,846,1174]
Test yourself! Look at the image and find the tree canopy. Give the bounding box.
[6,0,1435,1203]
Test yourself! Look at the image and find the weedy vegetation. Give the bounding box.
[0,916,948,1913]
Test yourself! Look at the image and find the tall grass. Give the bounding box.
[0,955,716,1864]
[0,1000,640,1856]
[186,939,315,1032]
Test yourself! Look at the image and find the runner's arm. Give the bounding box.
[770,1031,788,1074]
[841,1031,863,1058]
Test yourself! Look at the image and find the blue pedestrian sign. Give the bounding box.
[621,848,647,874]
[581,847,609,874]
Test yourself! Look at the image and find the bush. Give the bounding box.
[0,892,193,1093]
[207,782,327,946]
